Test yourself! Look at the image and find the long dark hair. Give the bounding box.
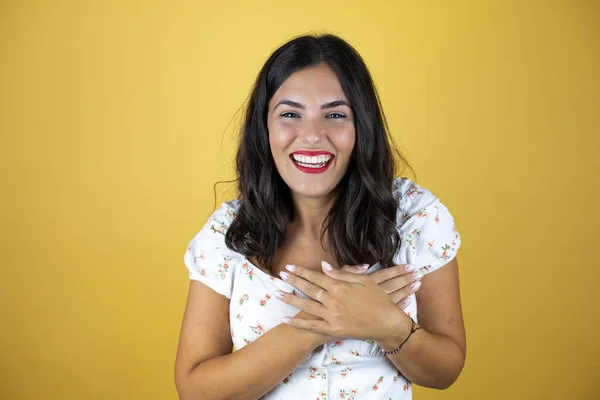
[224,33,414,273]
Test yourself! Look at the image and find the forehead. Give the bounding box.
[270,64,347,105]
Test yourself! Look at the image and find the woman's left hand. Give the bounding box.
[274,261,407,341]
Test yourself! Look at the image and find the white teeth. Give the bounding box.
[291,154,332,164]
[291,153,333,169]
[296,162,325,168]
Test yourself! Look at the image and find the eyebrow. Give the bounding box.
[274,99,350,110]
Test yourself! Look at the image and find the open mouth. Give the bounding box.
[289,153,334,169]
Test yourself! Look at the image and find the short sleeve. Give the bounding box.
[392,177,462,275]
[183,202,240,299]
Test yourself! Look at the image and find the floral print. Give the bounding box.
[242,261,255,280]
[309,366,326,380]
[249,322,265,335]
[238,293,249,306]
[183,177,461,399]
[329,355,342,365]
[340,367,352,378]
[404,229,421,251]
[372,376,384,391]
[339,388,359,399]
[259,293,272,307]
[217,256,232,279]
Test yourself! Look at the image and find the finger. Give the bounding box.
[280,266,333,305]
[370,264,418,285]
[341,264,369,274]
[284,264,337,293]
[388,280,423,304]
[378,270,424,295]
[321,261,364,284]
[274,290,328,318]
[398,296,413,309]
[282,316,334,336]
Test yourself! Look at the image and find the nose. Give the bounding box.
[298,119,327,145]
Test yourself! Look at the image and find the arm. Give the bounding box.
[376,257,466,389]
[174,280,328,400]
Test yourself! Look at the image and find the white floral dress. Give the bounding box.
[183,177,462,400]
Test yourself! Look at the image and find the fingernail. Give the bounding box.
[358,264,369,269]
[285,264,296,272]
[282,317,291,324]
[401,297,412,307]
[413,271,424,280]
[405,264,416,272]
[321,261,333,271]
[274,290,285,299]
[279,271,290,280]
[410,281,422,291]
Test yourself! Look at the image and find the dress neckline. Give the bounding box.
[240,255,308,296]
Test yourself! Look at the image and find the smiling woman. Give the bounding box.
[175,33,465,400]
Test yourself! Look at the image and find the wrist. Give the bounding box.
[293,311,331,348]
[376,308,413,352]
[309,332,330,348]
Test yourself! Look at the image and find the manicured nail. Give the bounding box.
[413,271,424,280]
[279,271,290,280]
[410,281,422,291]
[358,264,369,269]
[321,261,333,271]
[405,264,416,272]
[282,317,291,324]
[274,290,285,299]
[401,297,412,307]
[285,264,296,272]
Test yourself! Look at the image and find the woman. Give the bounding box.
[175,33,465,400]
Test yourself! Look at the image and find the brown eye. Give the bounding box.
[327,113,346,119]
[281,112,300,118]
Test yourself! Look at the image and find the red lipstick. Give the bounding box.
[290,150,334,156]
[289,150,335,175]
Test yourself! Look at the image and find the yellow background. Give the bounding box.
[1,1,598,399]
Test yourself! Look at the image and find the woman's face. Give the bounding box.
[267,63,356,200]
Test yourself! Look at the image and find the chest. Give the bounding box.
[249,234,376,280]
[228,257,390,360]
[231,237,385,351]
[255,247,333,283]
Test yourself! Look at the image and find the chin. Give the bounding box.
[288,181,337,199]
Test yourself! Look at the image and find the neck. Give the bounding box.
[289,190,337,242]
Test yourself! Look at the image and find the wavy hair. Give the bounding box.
[224,33,414,273]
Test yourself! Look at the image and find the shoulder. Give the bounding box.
[187,199,242,251]
[391,176,462,273]
[392,176,439,227]
[205,199,241,234]
[183,199,244,293]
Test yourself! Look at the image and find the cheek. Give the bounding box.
[268,120,296,151]
[331,126,356,154]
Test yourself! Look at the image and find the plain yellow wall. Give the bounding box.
[1,1,598,399]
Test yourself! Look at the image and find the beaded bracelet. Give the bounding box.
[381,318,422,356]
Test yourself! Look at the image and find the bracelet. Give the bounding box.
[381,318,422,356]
